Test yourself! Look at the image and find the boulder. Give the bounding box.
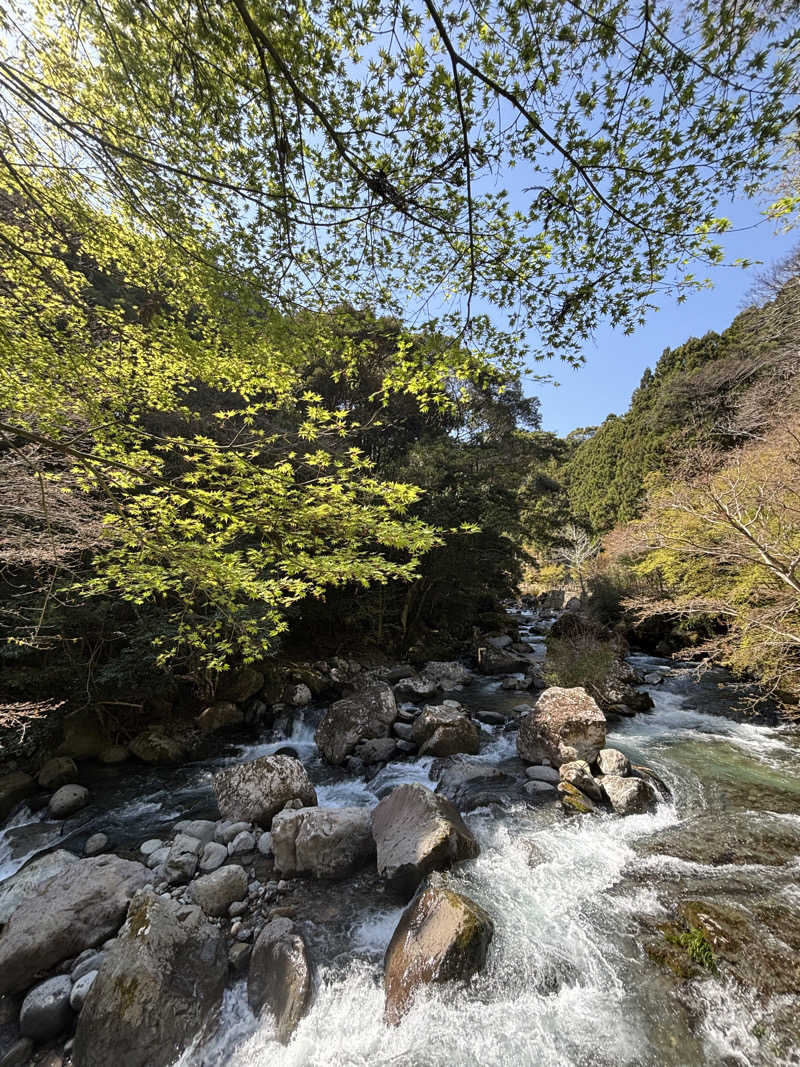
[434,759,522,813]
[596,748,631,777]
[48,783,90,818]
[0,771,34,822]
[19,976,72,1042]
[213,756,317,828]
[392,677,438,702]
[411,705,480,758]
[190,865,248,916]
[197,702,244,735]
[475,647,529,675]
[37,757,78,791]
[73,890,227,1067]
[384,882,493,1024]
[57,708,106,760]
[271,806,375,880]
[285,683,312,707]
[215,666,264,704]
[162,833,202,885]
[247,918,312,1044]
[354,737,397,764]
[129,728,186,765]
[178,819,216,844]
[517,687,606,768]
[371,784,479,896]
[602,775,656,815]
[421,662,473,687]
[557,781,597,814]
[0,849,79,925]
[559,760,603,802]
[0,855,151,995]
[315,683,397,765]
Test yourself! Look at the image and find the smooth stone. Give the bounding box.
[257,832,273,857]
[48,784,90,818]
[19,976,73,1041]
[72,952,104,981]
[525,766,560,784]
[179,820,217,845]
[146,847,169,869]
[247,919,312,1044]
[190,865,248,917]
[199,841,228,873]
[229,830,256,855]
[84,833,108,857]
[69,970,97,1011]
[139,839,163,857]
[215,821,252,844]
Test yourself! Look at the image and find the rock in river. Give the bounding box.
[371,783,479,896]
[411,704,480,757]
[271,806,375,880]
[384,881,493,1024]
[315,683,398,765]
[213,755,317,828]
[0,855,151,995]
[517,686,606,768]
[248,918,312,1044]
[74,889,227,1067]
[19,976,73,1042]
[190,864,248,916]
[602,774,656,815]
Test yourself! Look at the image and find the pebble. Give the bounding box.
[139,838,163,856]
[71,951,103,981]
[69,970,97,1010]
[229,900,248,917]
[257,832,273,856]
[84,832,108,856]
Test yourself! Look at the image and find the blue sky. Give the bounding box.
[530,204,798,436]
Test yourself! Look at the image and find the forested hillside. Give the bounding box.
[566,254,800,533]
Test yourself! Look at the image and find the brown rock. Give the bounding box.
[384,882,493,1024]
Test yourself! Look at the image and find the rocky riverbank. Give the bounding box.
[1,607,799,1066]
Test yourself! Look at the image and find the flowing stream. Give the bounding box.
[2,613,799,1066]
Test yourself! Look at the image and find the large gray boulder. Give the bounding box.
[412,704,480,758]
[371,784,479,896]
[73,890,227,1067]
[248,918,312,1044]
[384,882,493,1024]
[0,855,151,994]
[517,687,606,768]
[0,849,79,925]
[213,755,317,828]
[421,662,473,687]
[315,683,397,765]
[190,864,248,916]
[271,806,375,880]
[475,647,529,675]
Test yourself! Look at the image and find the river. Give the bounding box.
[2,614,799,1066]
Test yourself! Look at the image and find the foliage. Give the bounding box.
[632,425,800,705]
[667,927,717,972]
[544,634,617,704]
[2,0,798,367]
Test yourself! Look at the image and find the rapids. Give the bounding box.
[2,613,799,1066]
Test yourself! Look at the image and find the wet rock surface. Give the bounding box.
[247,918,312,1044]
[383,881,493,1024]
